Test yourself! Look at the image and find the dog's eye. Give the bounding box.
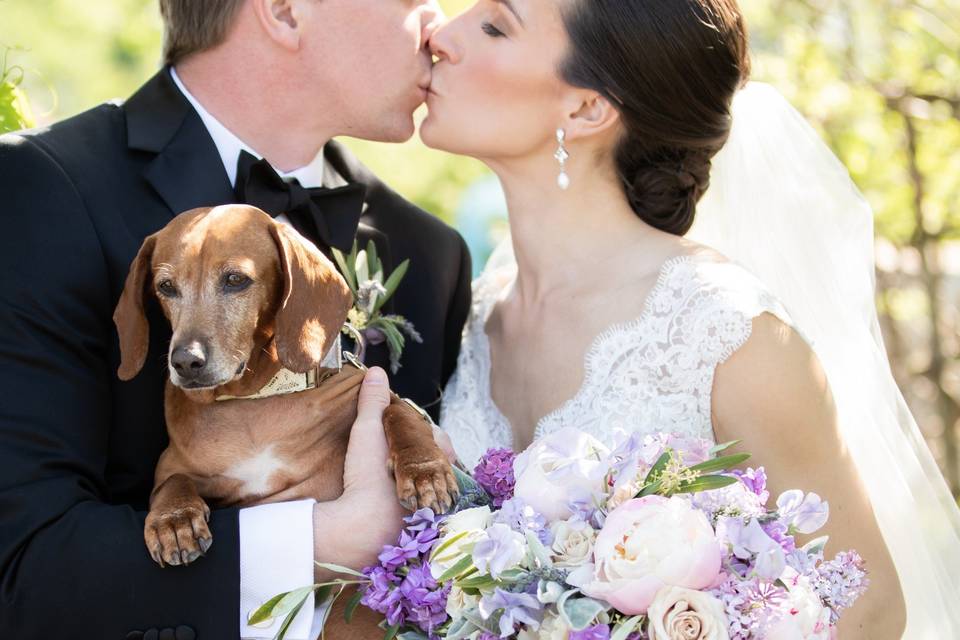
[157,280,178,297]
[223,273,252,291]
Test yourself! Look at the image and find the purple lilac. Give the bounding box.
[569,624,612,640]
[815,551,870,623]
[711,574,787,639]
[474,448,517,508]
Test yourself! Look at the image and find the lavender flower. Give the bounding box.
[478,588,544,637]
[569,624,612,640]
[474,448,517,507]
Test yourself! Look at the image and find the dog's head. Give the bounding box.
[113,205,353,389]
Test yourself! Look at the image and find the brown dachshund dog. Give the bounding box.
[114,205,457,634]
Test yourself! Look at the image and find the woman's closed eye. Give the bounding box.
[481,21,506,37]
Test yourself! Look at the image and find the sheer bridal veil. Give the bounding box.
[688,82,960,636]
[484,82,960,636]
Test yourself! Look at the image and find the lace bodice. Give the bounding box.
[439,254,798,467]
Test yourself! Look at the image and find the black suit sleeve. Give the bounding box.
[0,135,240,637]
[440,232,472,393]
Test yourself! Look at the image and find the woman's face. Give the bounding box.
[421,0,575,161]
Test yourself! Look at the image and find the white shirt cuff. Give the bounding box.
[239,500,317,639]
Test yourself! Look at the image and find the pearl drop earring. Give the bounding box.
[555,128,570,190]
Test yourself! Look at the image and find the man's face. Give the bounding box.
[302,0,442,142]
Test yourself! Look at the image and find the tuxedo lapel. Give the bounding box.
[123,67,235,217]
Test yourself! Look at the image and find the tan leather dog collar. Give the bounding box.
[215,334,345,402]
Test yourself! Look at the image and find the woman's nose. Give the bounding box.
[427,18,459,64]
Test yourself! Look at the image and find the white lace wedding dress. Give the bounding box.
[439,252,800,466]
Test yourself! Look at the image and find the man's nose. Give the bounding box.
[421,0,447,47]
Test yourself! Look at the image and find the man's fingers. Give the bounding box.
[344,367,392,485]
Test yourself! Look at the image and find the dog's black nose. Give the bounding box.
[171,341,207,377]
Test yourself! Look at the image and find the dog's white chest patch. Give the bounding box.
[224,445,285,497]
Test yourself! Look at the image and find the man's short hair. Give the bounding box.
[159,0,246,66]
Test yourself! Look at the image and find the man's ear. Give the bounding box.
[251,0,305,51]
[563,91,622,142]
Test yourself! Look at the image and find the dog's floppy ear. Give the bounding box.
[114,235,157,381]
[270,222,354,373]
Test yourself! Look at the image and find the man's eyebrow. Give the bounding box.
[493,0,525,26]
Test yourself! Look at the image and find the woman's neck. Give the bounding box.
[491,158,664,307]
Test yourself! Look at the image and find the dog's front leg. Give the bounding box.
[383,398,459,513]
[145,473,213,567]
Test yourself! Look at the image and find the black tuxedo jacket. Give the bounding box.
[0,68,471,638]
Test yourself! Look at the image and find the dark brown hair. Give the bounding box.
[560,0,750,235]
[159,0,246,66]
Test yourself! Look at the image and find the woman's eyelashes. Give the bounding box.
[481,21,506,37]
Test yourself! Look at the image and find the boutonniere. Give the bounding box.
[332,240,422,374]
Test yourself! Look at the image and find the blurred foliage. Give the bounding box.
[2,0,959,492]
[0,48,35,133]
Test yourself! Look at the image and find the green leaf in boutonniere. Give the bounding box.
[332,239,423,374]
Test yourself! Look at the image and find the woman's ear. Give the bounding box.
[563,91,622,142]
[251,0,306,51]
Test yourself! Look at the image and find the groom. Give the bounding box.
[0,0,470,638]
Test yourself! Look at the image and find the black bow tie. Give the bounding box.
[234,150,366,253]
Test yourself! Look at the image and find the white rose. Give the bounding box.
[514,427,611,522]
[647,586,729,640]
[549,518,597,567]
[767,568,833,640]
[430,506,492,579]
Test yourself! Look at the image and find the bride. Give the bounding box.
[421,0,960,637]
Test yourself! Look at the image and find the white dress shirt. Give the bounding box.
[171,68,331,640]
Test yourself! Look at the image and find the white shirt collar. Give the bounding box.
[170,67,331,189]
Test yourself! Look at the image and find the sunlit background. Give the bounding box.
[2,0,959,500]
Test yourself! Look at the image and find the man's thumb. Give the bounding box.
[356,367,391,420]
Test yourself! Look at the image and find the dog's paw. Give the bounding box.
[144,498,212,568]
[391,449,460,514]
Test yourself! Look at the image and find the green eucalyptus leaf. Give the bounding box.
[314,562,367,578]
[802,535,830,556]
[331,246,358,293]
[366,239,379,276]
[383,622,401,640]
[644,451,672,484]
[676,475,739,494]
[710,440,742,455]
[688,453,752,474]
[272,592,310,640]
[436,554,475,583]
[247,591,288,626]
[343,588,365,624]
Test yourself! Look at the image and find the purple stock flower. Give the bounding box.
[569,624,612,640]
[397,563,451,633]
[479,588,544,637]
[733,467,770,504]
[475,448,517,507]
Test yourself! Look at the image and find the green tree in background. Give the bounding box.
[0,49,35,133]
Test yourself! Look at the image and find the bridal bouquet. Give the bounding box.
[256,427,868,640]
